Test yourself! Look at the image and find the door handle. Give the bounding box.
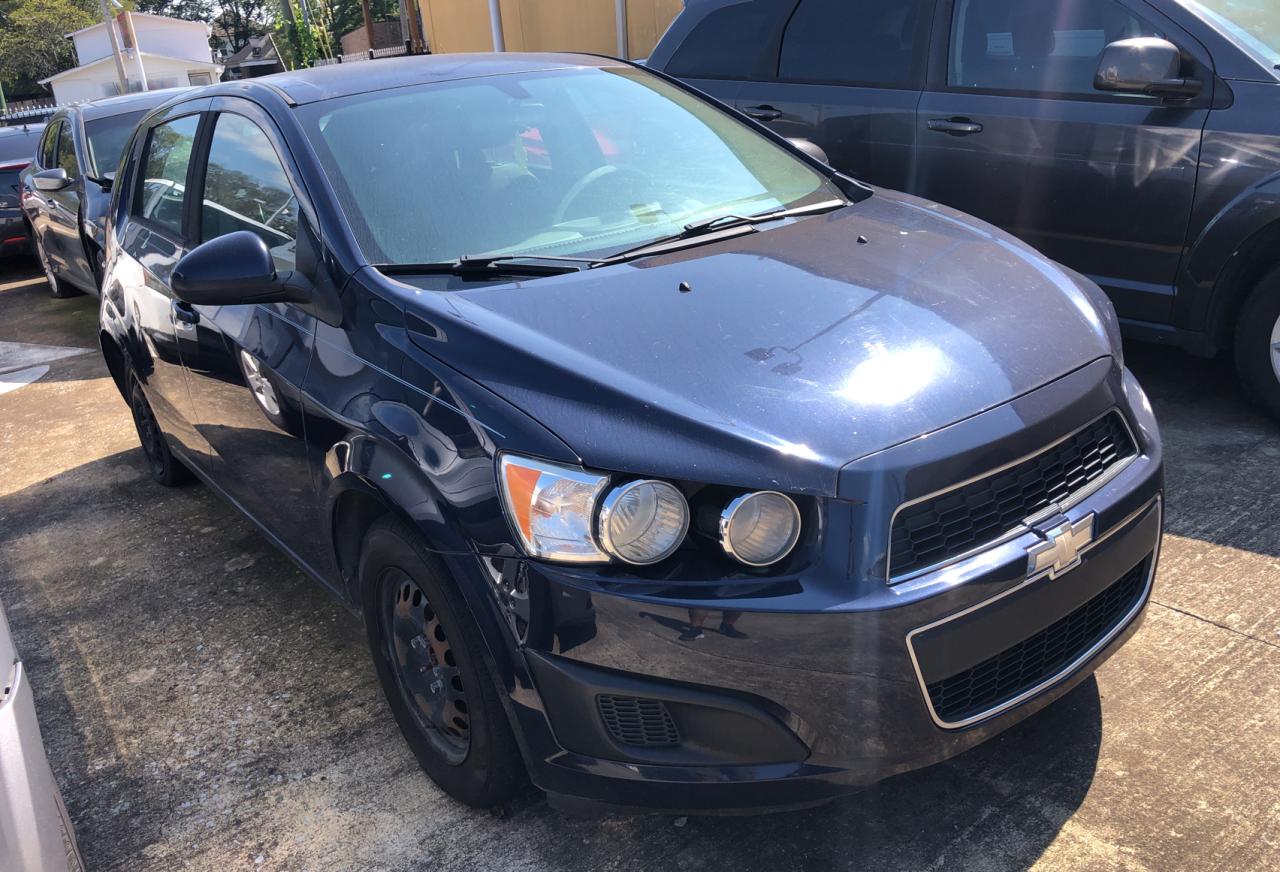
[928,117,984,135]
[172,299,199,327]
[743,105,782,122]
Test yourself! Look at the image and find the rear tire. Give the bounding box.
[360,517,525,808]
[126,365,193,487]
[1233,264,1280,423]
[35,233,80,299]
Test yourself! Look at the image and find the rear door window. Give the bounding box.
[198,113,298,271]
[134,115,200,236]
[779,0,929,87]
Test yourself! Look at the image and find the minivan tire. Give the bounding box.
[359,517,525,808]
[1233,264,1280,423]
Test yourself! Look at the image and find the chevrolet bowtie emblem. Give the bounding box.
[1027,514,1094,579]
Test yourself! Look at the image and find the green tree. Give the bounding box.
[0,0,97,95]
[133,0,215,18]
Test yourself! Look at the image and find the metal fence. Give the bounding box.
[314,42,412,67]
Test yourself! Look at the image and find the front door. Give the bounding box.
[912,0,1212,323]
[175,100,328,578]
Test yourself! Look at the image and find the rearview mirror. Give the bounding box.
[788,138,829,165]
[172,231,308,307]
[1094,37,1201,100]
[32,168,71,192]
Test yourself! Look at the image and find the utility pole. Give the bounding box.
[361,0,375,51]
[97,0,129,94]
[614,0,628,59]
[487,0,504,51]
[118,9,148,91]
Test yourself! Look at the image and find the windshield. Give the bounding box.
[1182,1,1280,67]
[85,110,147,177]
[298,66,838,265]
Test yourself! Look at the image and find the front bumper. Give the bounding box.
[493,360,1162,812]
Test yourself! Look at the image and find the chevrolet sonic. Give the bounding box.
[98,54,1163,813]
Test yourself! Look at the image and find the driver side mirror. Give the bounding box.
[1094,37,1201,100]
[32,168,72,192]
[788,138,829,165]
[172,230,310,307]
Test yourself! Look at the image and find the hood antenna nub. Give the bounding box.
[678,281,693,294]
[857,235,869,245]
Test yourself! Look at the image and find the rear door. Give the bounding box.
[737,0,933,191]
[912,0,1213,322]
[175,98,326,573]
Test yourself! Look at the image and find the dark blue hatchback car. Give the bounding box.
[99,54,1163,813]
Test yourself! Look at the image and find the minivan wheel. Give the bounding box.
[1233,264,1280,422]
[35,234,79,299]
[127,370,193,486]
[360,517,525,808]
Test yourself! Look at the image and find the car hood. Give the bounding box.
[397,189,1115,497]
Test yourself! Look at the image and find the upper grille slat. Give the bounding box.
[889,412,1137,579]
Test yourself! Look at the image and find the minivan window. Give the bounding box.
[300,66,837,266]
[85,110,147,178]
[135,115,200,236]
[199,113,298,271]
[664,0,792,80]
[1181,0,1279,66]
[55,121,79,178]
[949,0,1163,96]
[779,0,926,87]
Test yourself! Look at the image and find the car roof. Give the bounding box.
[226,52,624,105]
[0,123,45,163]
[76,87,198,121]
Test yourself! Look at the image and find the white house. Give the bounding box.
[39,12,223,105]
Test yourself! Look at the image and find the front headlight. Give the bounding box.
[718,491,802,566]
[498,455,609,563]
[597,479,690,565]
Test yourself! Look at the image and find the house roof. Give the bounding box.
[65,11,210,40]
[224,35,281,68]
[39,51,223,86]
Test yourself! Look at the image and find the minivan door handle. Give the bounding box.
[743,105,782,122]
[927,117,984,135]
[172,299,199,328]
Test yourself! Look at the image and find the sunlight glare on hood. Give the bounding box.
[837,345,947,406]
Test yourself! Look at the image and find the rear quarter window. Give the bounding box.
[664,0,793,79]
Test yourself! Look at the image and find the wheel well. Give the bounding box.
[1209,220,1280,350]
[99,330,127,398]
[333,488,390,597]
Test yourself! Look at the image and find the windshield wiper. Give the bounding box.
[598,198,847,265]
[377,254,595,278]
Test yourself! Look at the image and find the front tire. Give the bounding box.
[127,368,193,487]
[1233,264,1280,422]
[35,232,80,299]
[360,517,525,808]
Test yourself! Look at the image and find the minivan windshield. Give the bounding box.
[86,110,148,178]
[1181,1,1280,67]
[298,66,840,266]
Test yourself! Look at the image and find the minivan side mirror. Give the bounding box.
[32,167,72,192]
[1094,37,1201,100]
[172,231,310,307]
[788,138,829,165]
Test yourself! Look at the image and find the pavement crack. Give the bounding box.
[1150,598,1280,652]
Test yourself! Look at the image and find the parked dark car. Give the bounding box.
[0,122,44,258]
[21,89,191,298]
[100,55,1162,813]
[649,0,1280,418]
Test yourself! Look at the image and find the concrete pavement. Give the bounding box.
[0,258,1276,871]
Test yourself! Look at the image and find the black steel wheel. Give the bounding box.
[361,517,525,808]
[127,370,192,486]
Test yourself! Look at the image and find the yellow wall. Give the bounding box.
[419,0,683,59]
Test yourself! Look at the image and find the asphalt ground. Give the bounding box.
[1,257,1277,871]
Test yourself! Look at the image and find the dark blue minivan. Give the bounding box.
[99,55,1162,812]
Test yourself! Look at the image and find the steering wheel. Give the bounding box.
[553,164,647,225]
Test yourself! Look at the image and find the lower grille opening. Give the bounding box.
[597,695,680,748]
[926,558,1150,724]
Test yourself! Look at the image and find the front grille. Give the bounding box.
[889,412,1136,578]
[926,558,1149,724]
[597,695,680,748]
